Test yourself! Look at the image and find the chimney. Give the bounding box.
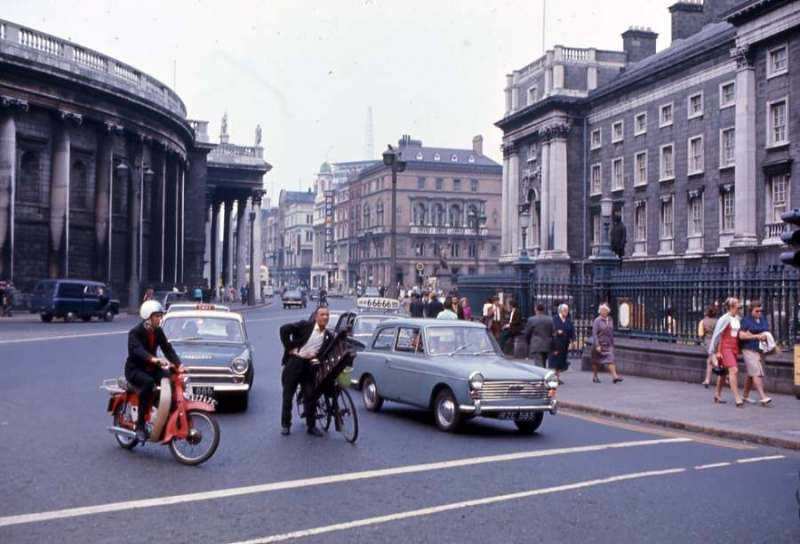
[622,27,659,64]
[705,0,744,22]
[669,0,706,42]
[472,135,484,155]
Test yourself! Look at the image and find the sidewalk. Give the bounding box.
[557,370,800,450]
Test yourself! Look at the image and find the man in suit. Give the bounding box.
[279,306,335,436]
[409,293,425,318]
[523,303,554,367]
[125,300,183,442]
[426,292,444,318]
[499,298,523,355]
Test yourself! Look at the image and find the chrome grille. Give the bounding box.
[480,380,549,401]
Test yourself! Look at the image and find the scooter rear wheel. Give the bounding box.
[168,410,220,466]
[113,404,138,450]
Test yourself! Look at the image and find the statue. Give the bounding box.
[220,113,229,139]
[255,124,262,146]
[610,213,627,259]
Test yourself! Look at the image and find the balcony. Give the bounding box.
[763,222,789,245]
[408,225,489,236]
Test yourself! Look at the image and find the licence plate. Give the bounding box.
[497,411,539,421]
[191,386,215,398]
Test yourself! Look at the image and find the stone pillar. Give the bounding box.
[173,160,181,285]
[223,199,234,288]
[549,125,570,257]
[539,140,551,252]
[251,193,263,302]
[236,197,249,291]
[49,111,81,278]
[127,138,143,312]
[730,46,758,250]
[178,161,185,284]
[95,122,120,281]
[210,200,219,291]
[501,153,510,257]
[203,203,212,288]
[508,150,520,258]
[155,148,167,284]
[0,97,26,280]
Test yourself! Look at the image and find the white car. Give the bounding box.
[167,303,230,313]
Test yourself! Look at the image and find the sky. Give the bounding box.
[3,0,678,204]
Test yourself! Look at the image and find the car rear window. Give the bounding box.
[34,281,56,296]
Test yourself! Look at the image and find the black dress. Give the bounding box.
[548,315,575,371]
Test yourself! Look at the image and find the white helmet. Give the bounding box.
[140,300,164,320]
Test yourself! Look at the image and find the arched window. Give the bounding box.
[434,203,445,226]
[363,204,370,228]
[449,204,462,227]
[413,202,427,226]
[467,204,480,229]
[17,151,42,204]
[69,160,89,210]
[376,200,384,225]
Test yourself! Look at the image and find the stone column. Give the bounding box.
[236,197,249,291]
[501,152,510,257]
[49,111,82,278]
[210,199,219,291]
[173,160,181,285]
[549,124,570,258]
[0,97,27,281]
[508,150,520,259]
[730,46,758,250]
[539,140,551,252]
[203,203,212,288]
[155,148,167,284]
[95,122,120,281]
[127,137,144,312]
[251,193,263,302]
[178,161,185,284]
[223,199,234,288]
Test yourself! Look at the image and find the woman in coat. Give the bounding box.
[591,303,623,384]
[708,297,744,406]
[549,303,575,383]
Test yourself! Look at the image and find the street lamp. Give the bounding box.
[518,203,531,260]
[383,144,406,299]
[468,207,487,272]
[596,196,617,259]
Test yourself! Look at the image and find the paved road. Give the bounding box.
[1,300,798,543]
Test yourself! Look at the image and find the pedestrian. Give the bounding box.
[409,293,425,318]
[698,305,719,388]
[708,297,744,407]
[437,305,459,320]
[426,291,444,318]
[591,303,623,384]
[240,285,247,304]
[447,296,464,320]
[523,303,553,367]
[483,295,502,339]
[142,287,155,303]
[460,297,473,321]
[549,303,575,383]
[739,300,772,406]
[378,284,385,297]
[499,299,523,355]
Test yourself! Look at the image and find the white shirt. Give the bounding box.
[297,325,326,359]
[437,309,458,320]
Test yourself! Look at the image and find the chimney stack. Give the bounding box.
[669,1,706,42]
[472,135,484,155]
[622,27,659,64]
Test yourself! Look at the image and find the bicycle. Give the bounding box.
[296,380,358,443]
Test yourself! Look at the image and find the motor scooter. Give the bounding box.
[101,365,220,465]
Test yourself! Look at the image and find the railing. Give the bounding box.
[73,46,107,71]
[559,46,593,62]
[765,222,788,239]
[19,28,62,55]
[1,23,6,40]
[518,56,546,77]
[408,225,489,236]
[209,142,264,160]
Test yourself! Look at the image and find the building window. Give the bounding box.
[451,154,458,162]
[634,202,647,254]
[590,128,602,150]
[688,136,704,175]
[720,128,735,169]
[363,205,370,228]
[767,98,789,147]
[590,163,602,195]
[416,151,424,160]
[376,201,384,225]
[434,203,445,226]
[767,174,789,225]
[659,103,673,127]
[17,151,42,204]
[306,230,313,242]
[468,241,477,258]
[527,86,537,104]
[306,214,313,224]
[413,202,427,226]
[688,92,703,119]
[453,178,462,191]
[634,112,647,136]
[470,179,479,192]
[69,160,89,211]
[660,144,674,181]
[634,151,647,186]
[612,157,624,191]
[415,241,424,256]
[468,155,476,163]
[417,176,426,189]
[767,44,788,78]
[451,241,460,258]
[449,204,462,227]
[612,120,624,143]
[719,81,735,109]
[659,196,674,254]
[688,194,704,237]
[720,190,735,233]
[592,212,601,246]
[433,153,441,161]
[435,178,444,191]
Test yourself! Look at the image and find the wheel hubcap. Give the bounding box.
[438,398,455,425]
[365,383,377,406]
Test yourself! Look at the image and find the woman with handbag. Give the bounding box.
[591,304,623,384]
[739,300,772,406]
[549,304,575,384]
[708,297,744,407]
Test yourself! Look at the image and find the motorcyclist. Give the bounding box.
[125,300,182,442]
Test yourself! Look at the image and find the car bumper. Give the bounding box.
[283,301,304,306]
[459,399,558,416]
[189,383,250,393]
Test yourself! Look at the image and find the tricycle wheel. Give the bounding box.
[169,410,220,465]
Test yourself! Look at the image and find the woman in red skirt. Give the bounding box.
[708,297,743,407]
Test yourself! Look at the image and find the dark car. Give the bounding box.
[282,289,307,309]
[30,279,119,323]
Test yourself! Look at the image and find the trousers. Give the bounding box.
[125,367,166,429]
[281,355,316,429]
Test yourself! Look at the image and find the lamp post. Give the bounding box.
[596,196,616,260]
[468,207,487,272]
[518,203,531,261]
[383,144,406,299]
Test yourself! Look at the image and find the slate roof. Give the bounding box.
[281,190,315,205]
[396,139,499,167]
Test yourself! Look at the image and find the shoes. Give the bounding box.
[307,427,324,437]
[592,377,601,384]
[713,396,727,404]
[702,381,710,389]
[613,377,624,384]
[760,397,772,406]
[735,401,744,408]
[742,397,757,404]
[558,379,565,385]
[281,426,290,436]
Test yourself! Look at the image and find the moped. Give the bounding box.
[101,365,220,465]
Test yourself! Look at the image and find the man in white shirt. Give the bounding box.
[279,307,334,436]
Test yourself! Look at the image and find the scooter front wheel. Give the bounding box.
[169,410,220,466]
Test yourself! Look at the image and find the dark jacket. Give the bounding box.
[279,319,335,366]
[426,298,444,318]
[524,314,554,355]
[507,307,524,336]
[549,315,575,369]
[409,299,425,318]
[125,321,181,375]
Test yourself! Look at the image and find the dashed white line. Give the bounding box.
[227,468,688,544]
[694,462,731,470]
[735,455,786,464]
[0,437,691,528]
[0,330,128,345]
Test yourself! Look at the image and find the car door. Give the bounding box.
[366,326,399,400]
[386,326,428,405]
[57,282,84,316]
[83,284,100,316]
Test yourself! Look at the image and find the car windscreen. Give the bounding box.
[163,317,244,343]
[426,326,498,356]
[352,316,391,335]
[364,288,379,296]
[284,290,302,298]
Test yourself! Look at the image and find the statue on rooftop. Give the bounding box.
[255,124,262,146]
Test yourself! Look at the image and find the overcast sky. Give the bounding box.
[4,0,678,204]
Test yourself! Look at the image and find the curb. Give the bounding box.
[559,400,800,451]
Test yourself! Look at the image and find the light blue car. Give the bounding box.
[350,318,559,433]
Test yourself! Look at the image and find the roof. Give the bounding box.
[396,138,499,167]
[727,0,790,23]
[280,190,315,205]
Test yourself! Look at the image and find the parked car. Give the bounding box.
[282,289,307,309]
[30,279,119,323]
[161,309,254,411]
[350,319,559,433]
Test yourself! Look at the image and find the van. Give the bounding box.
[30,279,120,322]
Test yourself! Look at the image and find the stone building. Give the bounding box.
[497,0,800,274]
[275,189,314,287]
[0,19,269,307]
[337,134,503,289]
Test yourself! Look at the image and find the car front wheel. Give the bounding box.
[40,313,53,323]
[361,376,383,412]
[433,388,461,432]
[514,413,544,434]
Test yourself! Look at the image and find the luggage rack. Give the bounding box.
[100,377,127,394]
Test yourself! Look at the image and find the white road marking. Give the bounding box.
[0,330,128,345]
[694,462,731,470]
[0,437,690,528]
[735,455,786,464]
[228,468,688,544]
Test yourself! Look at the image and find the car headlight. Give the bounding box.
[231,356,249,375]
[468,371,484,390]
[544,371,559,389]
